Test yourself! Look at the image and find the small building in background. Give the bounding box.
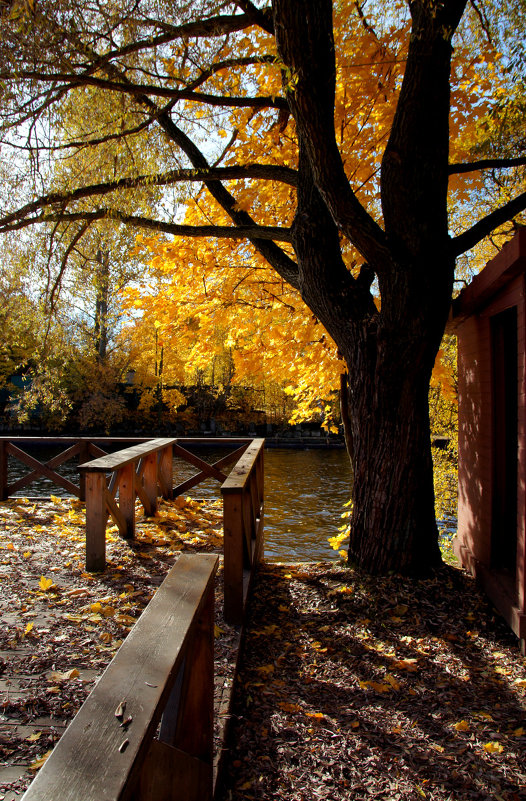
[453,229,526,651]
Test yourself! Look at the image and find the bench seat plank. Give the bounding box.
[79,438,176,473]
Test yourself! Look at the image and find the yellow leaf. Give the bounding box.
[26,732,42,742]
[101,606,116,618]
[23,551,31,559]
[483,741,504,754]
[214,624,225,638]
[255,664,274,675]
[6,542,14,550]
[50,495,62,504]
[393,658,418,672]
[30,751,52,771]
[90,603,103,614]
[38,576,54,591]
[453,720,470,732]
[48,668,80,682]
[279,702,302,713]
[385,674,400,691]
[100,631,112,643]
[24,622,34,635]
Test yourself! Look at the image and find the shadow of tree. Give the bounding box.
[218,563,526,801]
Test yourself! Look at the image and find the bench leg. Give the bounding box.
[85,472,108,571]
[158,444,173,500]
[141,453,158,516]
[118,463,136,538]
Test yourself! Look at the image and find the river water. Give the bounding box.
[5,444,351,563]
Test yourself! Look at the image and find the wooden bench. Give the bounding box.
[21,553,218,801]
[79,438,176,571]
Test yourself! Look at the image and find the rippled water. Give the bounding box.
[5,443,351,562]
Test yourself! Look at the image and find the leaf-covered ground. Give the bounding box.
[218,563,526,801]
[2,499,526,801]
[0,495,239,800]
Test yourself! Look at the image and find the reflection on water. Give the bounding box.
[264,448,351,562]
[6,444,352,563]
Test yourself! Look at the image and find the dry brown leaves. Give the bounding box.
[218,563,526,801]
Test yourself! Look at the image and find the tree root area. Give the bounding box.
[217,563,526,801]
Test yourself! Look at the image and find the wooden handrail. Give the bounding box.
[221,439,264,624]
[20,553,218,801]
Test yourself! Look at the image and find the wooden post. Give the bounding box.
[141,453,158,516]
[158,443,173,500]
[118,463,136,539]
[77,440,91,502]
[85,472,108,571]
[222,490,244,625]
[0,441,7,501]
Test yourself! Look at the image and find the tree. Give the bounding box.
[0,0,525,573]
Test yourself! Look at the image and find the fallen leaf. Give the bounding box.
[393,658,418,672]
[115,700,126,719]
[26,732,42,742]
[48,668,80,682]
[483,741,504,754]
[38,576,54,591]
[453,720,470,732]
[29,751,53,770]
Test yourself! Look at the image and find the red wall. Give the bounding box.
[454,231,526,643]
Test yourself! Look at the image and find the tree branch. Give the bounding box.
[0,209,292,242]
[449,155,526,174]
[0,165,297,232]
[0,70,289,110]
[451,190,526,256]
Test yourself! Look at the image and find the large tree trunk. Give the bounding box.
[342,318,443,574]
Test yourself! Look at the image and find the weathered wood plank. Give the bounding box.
[222,491,244,625]
[134,740,212,801]
[21,554,218,801]
[118,463,136,539]
[221,439,265,494]
[80,438,176,474]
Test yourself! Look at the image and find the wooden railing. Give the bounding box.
[0,436,143,501]
[20,553,218,801]
[221,439,264,625]
[0,435,265,625]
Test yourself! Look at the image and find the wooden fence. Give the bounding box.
[20,553,218,801]
[0,435,265,624]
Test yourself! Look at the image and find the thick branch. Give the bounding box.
[0,164,297,232]
[449,155,526,174]
[273,0,391,274]
[0,71,288,110]
[451,191,526,256]
[0,209,292,242]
